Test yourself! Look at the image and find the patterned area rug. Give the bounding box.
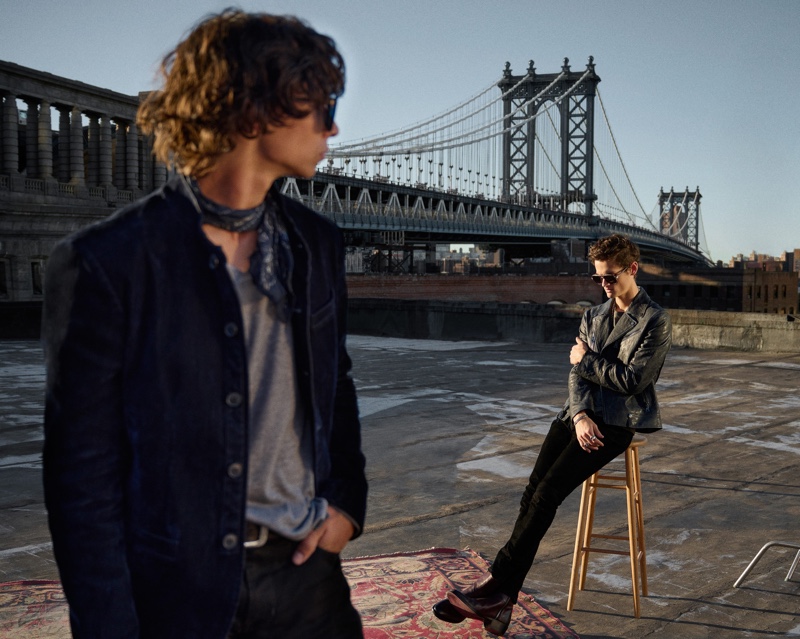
[0,580,66,638]
[0,548,579,638]
[347,548,579,638]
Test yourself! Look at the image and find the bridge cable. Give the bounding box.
[595,89,653,225]
[331,73,533,152]
[333,71,569,155]
[330,70,588,157]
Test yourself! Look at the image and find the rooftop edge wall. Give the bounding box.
[348,299,800,353]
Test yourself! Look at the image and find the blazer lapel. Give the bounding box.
[605,312,638,348]
[589,303,613,352]
[601,288,651,350]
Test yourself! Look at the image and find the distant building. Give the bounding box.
[639,263,798,315]
[729,249,800,273]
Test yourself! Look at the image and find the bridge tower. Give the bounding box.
[658,187,702,252]
[498,57,600,219]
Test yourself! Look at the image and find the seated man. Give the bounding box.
[433,234,671,636]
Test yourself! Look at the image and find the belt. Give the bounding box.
[244,522,293,549]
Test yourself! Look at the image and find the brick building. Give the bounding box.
[638,264,798,315]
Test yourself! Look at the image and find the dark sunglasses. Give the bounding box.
[323,95,337,131]
[591,267,627,285]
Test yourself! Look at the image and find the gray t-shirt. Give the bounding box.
[227,265,328,540]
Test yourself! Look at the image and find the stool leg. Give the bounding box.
[632,446,648,596]
[579,475,599,590]
[625,448,641,618]
[567,477,592,611]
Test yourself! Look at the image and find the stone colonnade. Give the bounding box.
[0,60,177,302]
[0,91,167,198]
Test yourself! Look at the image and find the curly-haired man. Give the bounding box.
[42,10,366,638]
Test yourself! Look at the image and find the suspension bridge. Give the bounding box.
[0,56,710,309]
[281,57,710,267]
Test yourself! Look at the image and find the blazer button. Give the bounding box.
[227,462,243,478]
[226,392,243,407]
[209,254,220,269]
[224,322,239,337]
[222,533,238,550]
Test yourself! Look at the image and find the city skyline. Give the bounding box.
[1,0,798,263]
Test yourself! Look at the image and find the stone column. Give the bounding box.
[153,158,167,189]
[98,115,112,186]
[24,98,39,178]
[37,100,54,180]
[113,120,126,189]
[86,115,99,186]
[1,92,19,174]
[56,106,71,182]
[125,122,139,191]
[69,107,85,185]
[139,140,152,193]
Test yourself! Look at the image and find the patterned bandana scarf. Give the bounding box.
[186,177,294,322]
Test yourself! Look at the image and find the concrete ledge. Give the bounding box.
[348,298,581,344]
[668,308,800,353]
[4,299,799,352]
[349,299,800,353]
[0,302,42,338]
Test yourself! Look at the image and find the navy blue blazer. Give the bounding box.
[42,176,367,638]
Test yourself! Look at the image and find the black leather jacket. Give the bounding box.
[559,287,672,432]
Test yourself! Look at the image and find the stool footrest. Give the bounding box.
[589,481,628,490]
[579,546,631,557]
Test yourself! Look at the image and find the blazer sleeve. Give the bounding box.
[321,231,368,536]
[574,308,672,396]
[42,239,139,637]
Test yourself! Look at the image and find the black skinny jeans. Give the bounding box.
[490,417,634,600]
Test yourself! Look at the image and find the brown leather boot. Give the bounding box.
[432,573,502,624]
[447,591,514,636]
[431,598,464,623]
[462,573,502,598]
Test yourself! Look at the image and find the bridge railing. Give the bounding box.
[282,173,709,263]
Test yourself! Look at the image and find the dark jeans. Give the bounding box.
[227,539,363,639]
[490,417,634,600]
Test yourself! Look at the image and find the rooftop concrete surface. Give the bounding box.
[1,336,799,638]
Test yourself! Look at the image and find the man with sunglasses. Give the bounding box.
[434,234,671,635]
[42,10,366,639]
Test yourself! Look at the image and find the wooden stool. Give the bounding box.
[567,436,648,618]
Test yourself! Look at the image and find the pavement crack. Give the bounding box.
[363,496,504,533]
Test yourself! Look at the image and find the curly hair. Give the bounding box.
[587,234,641,269]
[137,9,345,177]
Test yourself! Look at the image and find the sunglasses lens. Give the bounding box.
[325,98,337,130]
[591,274,618,284]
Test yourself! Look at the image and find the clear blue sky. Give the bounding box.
[1,0,798,263]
